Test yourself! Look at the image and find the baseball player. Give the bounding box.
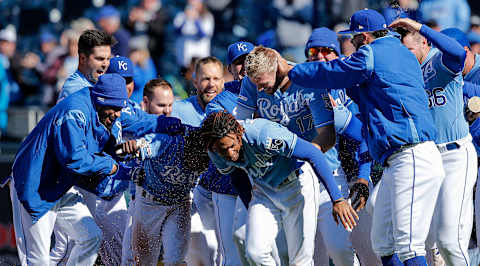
[51,52,183,265]
[235,45,361,265]
[171,56,225,266]
[198,41,254,266]
[57,29,113,103]
[288,9,445,265]
[8,74,131,265]
[120,77,176,266]
[304,27,381,266]
[392,18,477,265]
[201,111,358,265]
[116,126,210,266]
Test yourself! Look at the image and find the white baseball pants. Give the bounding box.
[212,192,243,266]
[11,182,101,266]
[132,186,191,265]
[430,138,477,266]
[245,162,320,265]
[371,141,445,262]
[50,187,128,266]
[314,168,359,266]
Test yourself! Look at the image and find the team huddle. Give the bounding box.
[5,7,480,266]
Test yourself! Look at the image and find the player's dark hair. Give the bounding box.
[194,56,224,77]
[143,77,173,100]
[201,111,244,150]
[371,29,389,39]
[78,29,115,56]
[184,128,210,173]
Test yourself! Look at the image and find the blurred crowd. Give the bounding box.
[0,0,478,138]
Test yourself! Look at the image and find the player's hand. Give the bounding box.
[332,198,359,231]
[348,179,370,212]
[121,140,138,154]
[275,50,293,77]
[115,140,139,160]
[389,18,422,32]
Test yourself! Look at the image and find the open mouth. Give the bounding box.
[96,70,104,75]
[205,90,217,97]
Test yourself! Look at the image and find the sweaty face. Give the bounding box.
[194,63,224,107]
[213,133,242,162]
[251,71,279,95]
[143,87,174,116]
[83,45,111,83]
[307,47,339,62]
[97,106,122,130]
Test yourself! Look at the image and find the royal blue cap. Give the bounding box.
[91,73,128,108]
[441,28,470,48]
[227,41,254,65]
[339,9,388,35]
[96,5,120,22]
[468,31,480,45]
[305,27,341,57]
[107,56,134,78]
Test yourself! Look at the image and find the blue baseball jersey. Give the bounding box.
[199,88,241,195]
[209,118,302,188]
[238,76,341,170]
[171,95,206,126]
[58,70,93,102]
[133,133,199,205]
[421,47,469,144]
[238,76,333,139]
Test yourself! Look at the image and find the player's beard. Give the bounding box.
[199,90,218,107]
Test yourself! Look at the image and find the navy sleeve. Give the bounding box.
[230,168,252,208]
[292,137,343,201]
[463,81,480,98]
[419,25,466,73]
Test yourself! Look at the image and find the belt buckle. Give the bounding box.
[445,142,460,151]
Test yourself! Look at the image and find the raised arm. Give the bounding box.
[288,47,372,90]
[390,18,466,73]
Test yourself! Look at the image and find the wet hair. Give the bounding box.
[143,77,173,100]
[78,29,115,56]
[200,111,244,150]
[183,128,210,173]
[245,46,277,78]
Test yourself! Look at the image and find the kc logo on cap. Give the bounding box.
[118,61,128,71]
[237,43,248,52]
